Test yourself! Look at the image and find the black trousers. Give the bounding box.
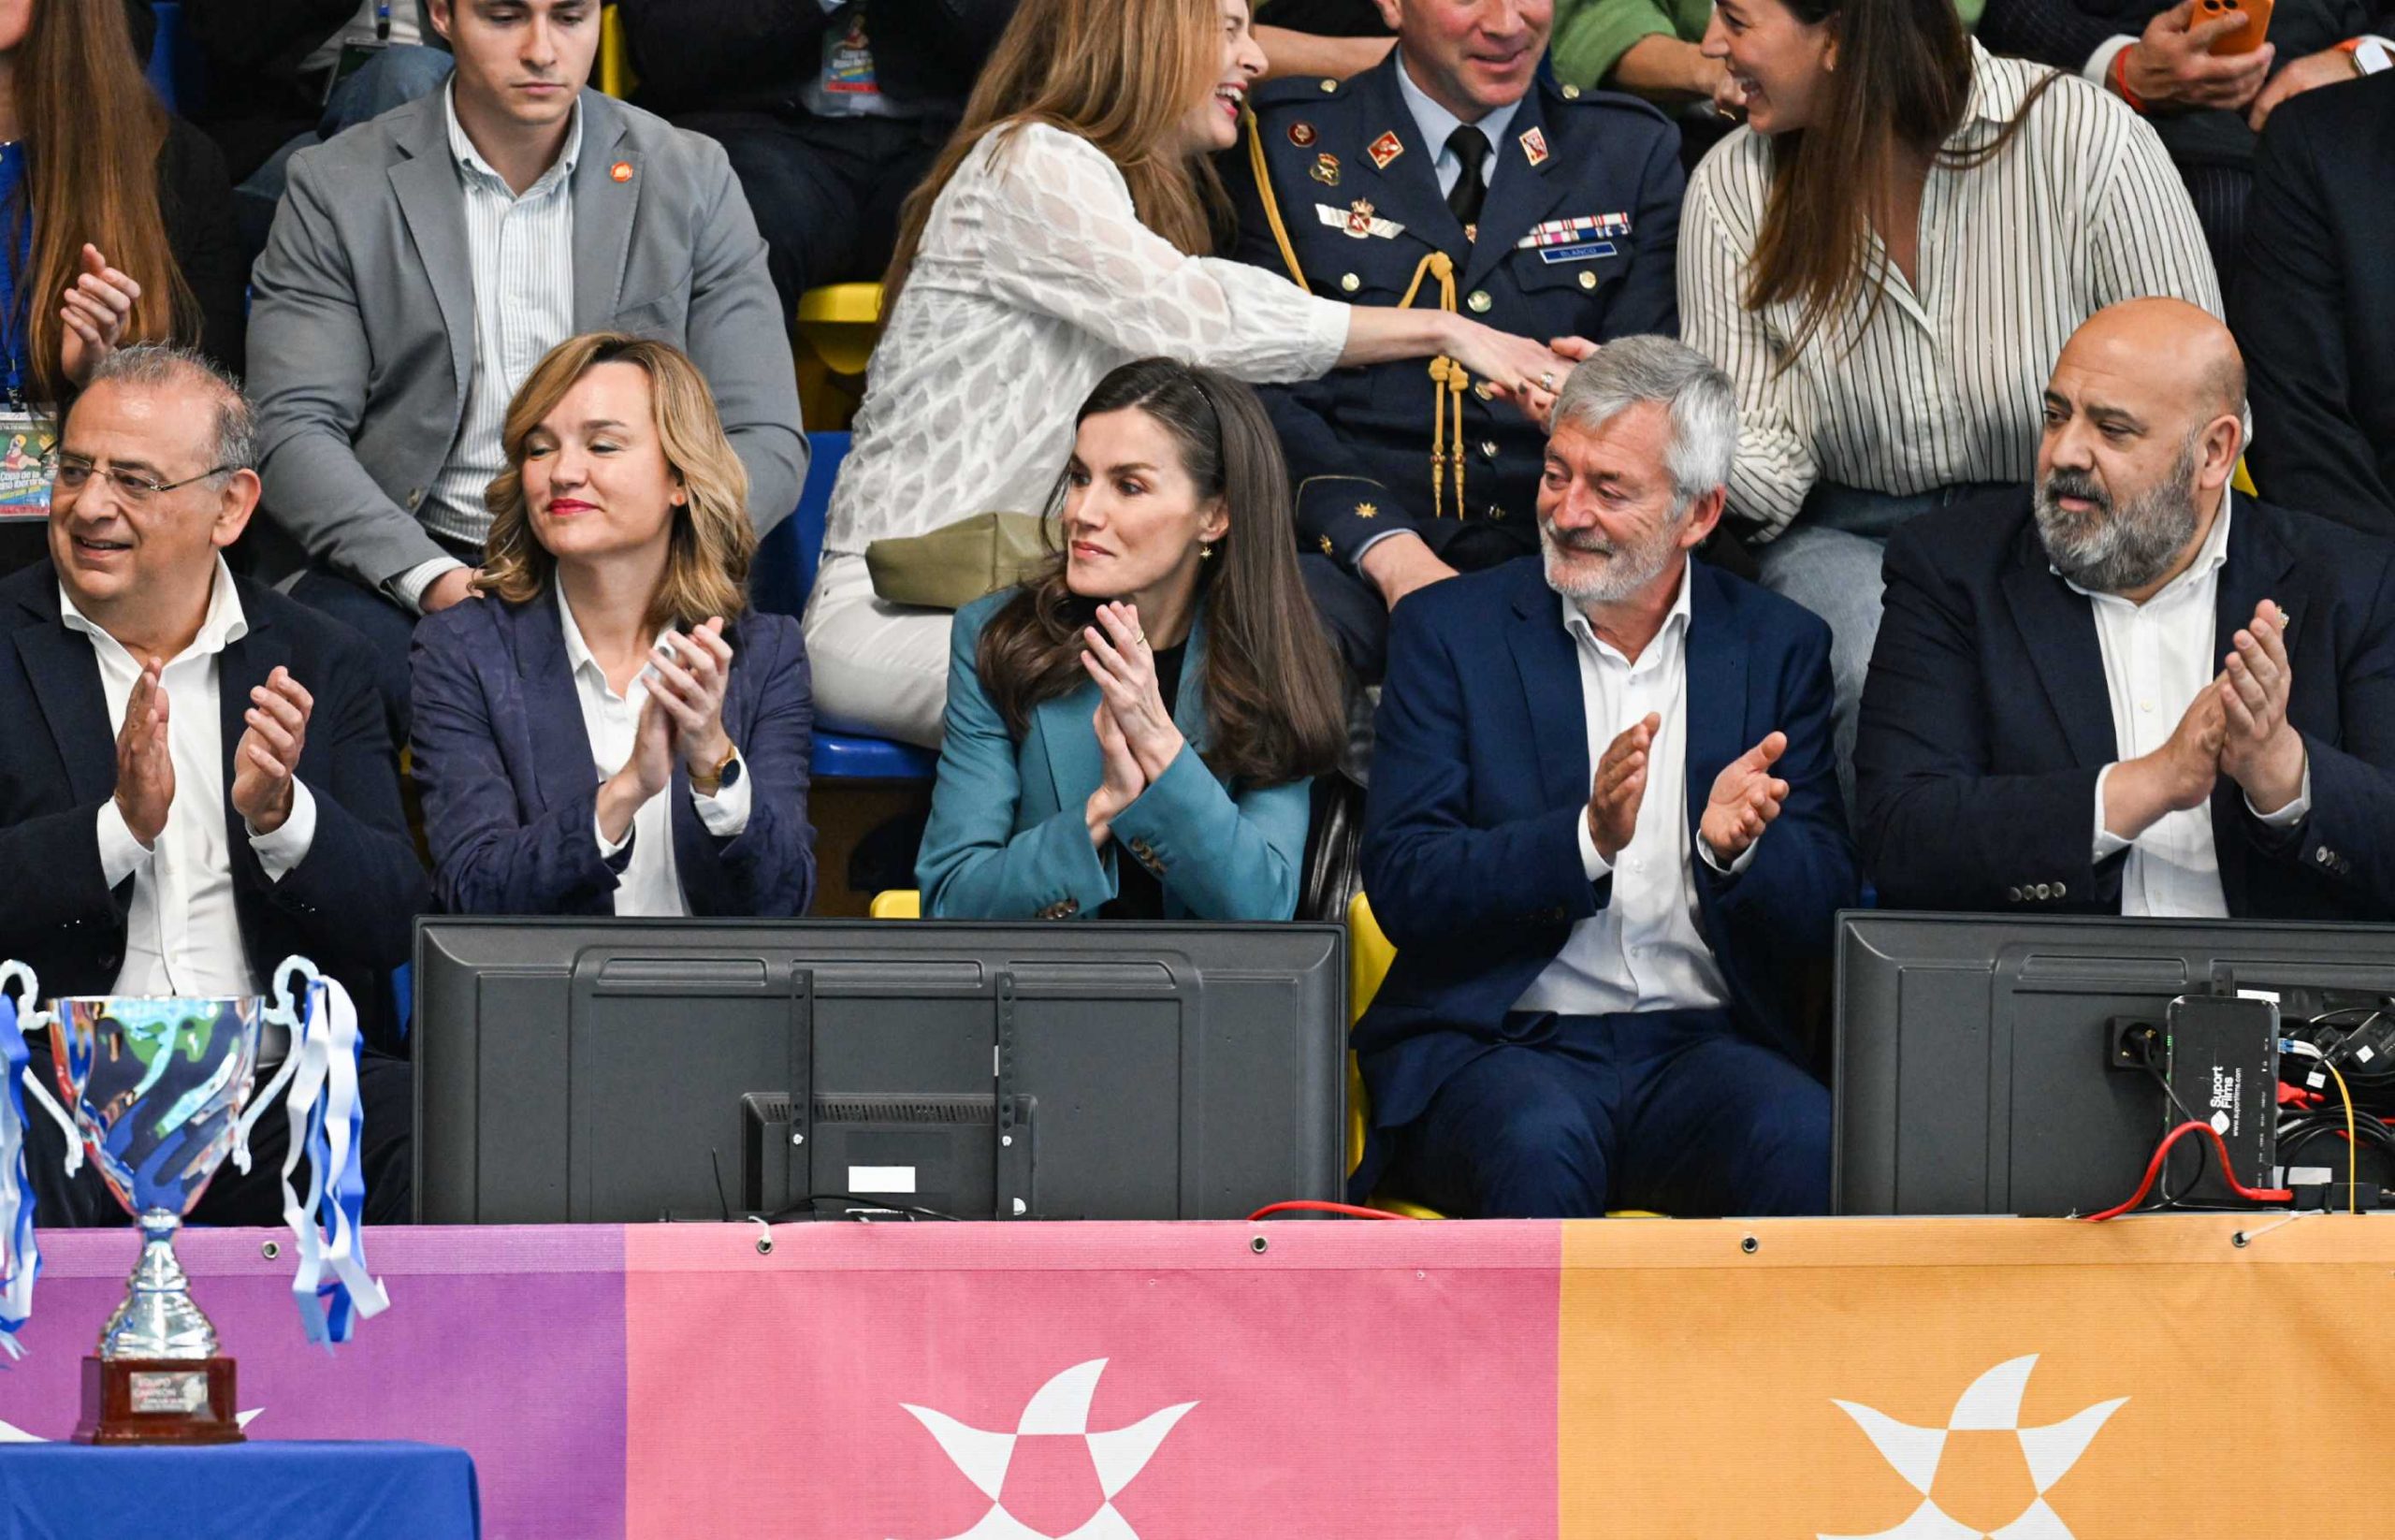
[672,109,943,321]
[20,1048,414,1229]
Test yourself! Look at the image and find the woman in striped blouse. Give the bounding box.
[1678,0,2218,792]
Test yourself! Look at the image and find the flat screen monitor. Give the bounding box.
[412,918,1346,1224]
[1834,910,2395,1216]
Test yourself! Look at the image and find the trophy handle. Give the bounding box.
[0,960,80,1178]
[233,956,324,1176]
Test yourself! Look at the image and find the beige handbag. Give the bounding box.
[864,512,1052,610]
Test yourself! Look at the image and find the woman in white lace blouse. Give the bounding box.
[806,0,1578,747]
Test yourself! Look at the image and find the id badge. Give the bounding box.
[822,9,879,96]
[0,410,57,521]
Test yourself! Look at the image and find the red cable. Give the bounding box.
[2082,1120,2294,1222]
[1246,1200,1415,1222]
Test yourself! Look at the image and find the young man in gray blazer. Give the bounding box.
[248,0,806,730]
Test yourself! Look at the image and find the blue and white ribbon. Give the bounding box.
[0,963,82,1361]
[258,968,388,1346]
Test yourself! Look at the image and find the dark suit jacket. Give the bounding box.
[1356,557,1856,1133]
[618,0,1016,121]
[2231,72,2395,535]
[1221,51,1682,563]
[1855,488,2395,918]
[161,115,248,381]
[0,560,427,1049]
[410,591,817,919]
[1977,0,2368,167]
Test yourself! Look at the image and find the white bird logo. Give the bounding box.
[895,1358,1196,1540]
[1822,1355,2126,1540]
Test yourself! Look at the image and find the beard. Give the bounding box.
[2035,437,2204,594]
[1539,510,1684,607]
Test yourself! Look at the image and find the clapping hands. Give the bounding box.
[1080,601,1186,849]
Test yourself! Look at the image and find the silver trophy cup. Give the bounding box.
[52,994,263,1442]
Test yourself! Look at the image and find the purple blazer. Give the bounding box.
[409,588,816,917]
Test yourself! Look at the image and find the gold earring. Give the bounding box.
[1199,541,1216,560]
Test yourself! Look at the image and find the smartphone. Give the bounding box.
[2199,0,2273,56]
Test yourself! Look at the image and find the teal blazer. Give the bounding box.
[918,589,1314,920]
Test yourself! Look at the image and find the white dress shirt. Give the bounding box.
[820,123,1349,559]
[65,559,318,996]
[1680,44,2222,541]
[557,590,752,917]
[393,85,583,611]
[1391,49,1522,200]
[1515,565,1750,1018]
[2079,495,2308,917]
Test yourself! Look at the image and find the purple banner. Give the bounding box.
[0,1226,627,1540]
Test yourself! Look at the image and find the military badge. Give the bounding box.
[1317,200,1404,240]
[1288,121,1317,147]
[1367,131,1404,169]
[1519,127,1549,167]
[1310,153,1341,187]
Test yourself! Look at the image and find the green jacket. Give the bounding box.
[1550,0,1983,94]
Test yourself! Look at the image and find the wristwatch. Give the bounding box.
[2347,37,2393,76]
[690,742,741,796]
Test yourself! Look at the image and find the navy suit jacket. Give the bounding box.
[1357,557,1856,1133]
[1855,488,2395,919]
[0,562,427,1051]
[1222,51,1682,562]
[409,590,816,918]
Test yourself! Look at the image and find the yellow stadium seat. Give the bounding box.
[794,282,884,430]
[2233,458,2257,499]
[869,889,922,919]
[599,6,635,99]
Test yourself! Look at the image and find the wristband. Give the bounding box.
[2110,47,2147,113]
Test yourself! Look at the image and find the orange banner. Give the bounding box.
[1560,1214,2395,1537]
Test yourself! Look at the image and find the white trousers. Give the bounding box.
[801,552,954,748]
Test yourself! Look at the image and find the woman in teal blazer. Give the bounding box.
[919,358,1348,920]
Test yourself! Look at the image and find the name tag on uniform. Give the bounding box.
[1537,240,1618,264]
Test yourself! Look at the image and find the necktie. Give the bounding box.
[1444,125,1489,235]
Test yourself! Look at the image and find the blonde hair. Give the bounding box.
[479,334,754,632]
[882,0,1226,309]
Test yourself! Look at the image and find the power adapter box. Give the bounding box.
[2166,994,2279,1206]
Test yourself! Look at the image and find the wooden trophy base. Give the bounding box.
[72,1355,244,1445]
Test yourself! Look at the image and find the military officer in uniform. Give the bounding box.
[1224,0,1684,678]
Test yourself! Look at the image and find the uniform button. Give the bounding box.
[1339,272,1359,293]
[1467,290,1492,313]
[1318,78,1337,93]
[2006,886,2023,903]
[2054,882,2068,898]
[1577,271,1597,291]
[1479,440,1498,458]
[1561,83,1582,98]
[2317,849,2332,864]
[2034,883,2053,899]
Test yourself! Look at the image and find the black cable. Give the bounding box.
[2141,1037,2209,1207]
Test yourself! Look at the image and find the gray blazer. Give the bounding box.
[248,89,806,594]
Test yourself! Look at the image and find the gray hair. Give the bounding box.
[1551,335,1737,511]
[80,344,256,478]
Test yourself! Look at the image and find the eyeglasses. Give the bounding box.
[53,458,238,503]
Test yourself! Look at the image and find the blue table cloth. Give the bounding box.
[0,1440,478,1539]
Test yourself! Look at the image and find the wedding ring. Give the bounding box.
[1131,632,1147,647]
[1541,371,1557,393]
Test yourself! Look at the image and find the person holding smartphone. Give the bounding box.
[1979,0,2394,276]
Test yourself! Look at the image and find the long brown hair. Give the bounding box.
[10,0,198,403]
[1745,0,2060,359]
[479,333,755,635]
[881,0,1224,311]
[979,358,1345,789]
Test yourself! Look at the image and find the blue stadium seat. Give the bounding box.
[758,431,938,782]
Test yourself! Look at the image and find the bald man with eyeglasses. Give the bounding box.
[0,343,423,1228]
